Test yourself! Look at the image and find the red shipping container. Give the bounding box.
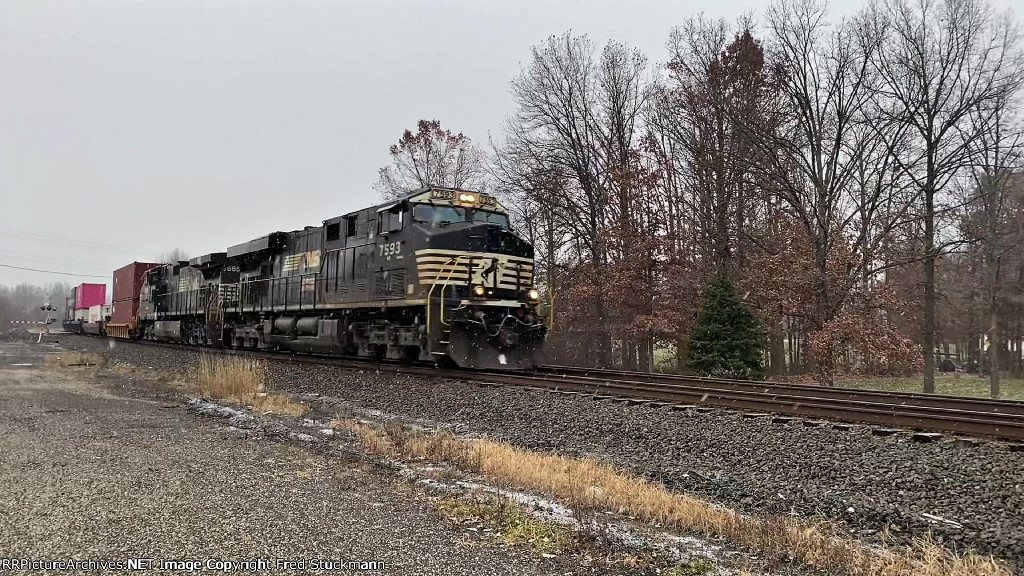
[74,283,106,310]
[112,262,161,302]
[65,287,78,320]
[110,298,143,326]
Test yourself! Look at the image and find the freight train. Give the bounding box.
[63,187,547,370]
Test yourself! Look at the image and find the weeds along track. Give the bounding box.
[92,337,1024,442]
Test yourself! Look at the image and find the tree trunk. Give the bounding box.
[967,336,979,373]
[923,181,936,394]
[1016,271,1023,377]
[792,320,803,374]
[623,338,637,371]
[1013,331,1022,378]
[988,252,1001,398]
[676,335,689,373]
[989,308,1001,399]
[639,336,653,372]
[592,269,611,368]
[770,320,786,376]
[814,237,833,386]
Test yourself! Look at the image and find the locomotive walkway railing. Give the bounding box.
[155,268,431,318]
[426,255,465,354]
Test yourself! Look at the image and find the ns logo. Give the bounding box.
[470,257,504,287]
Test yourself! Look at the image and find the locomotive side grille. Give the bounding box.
[415,249,534,289]
[372,270,407,299]
[389,269,406,298]
[219,284,240,305]
[374,271,388,298]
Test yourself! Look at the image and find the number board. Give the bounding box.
[430,189,457,201]
[429,189,498,207]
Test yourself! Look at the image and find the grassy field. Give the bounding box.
[837,373,1024,401]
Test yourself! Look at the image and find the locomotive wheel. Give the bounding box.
[371,344,386,363]
[399,345,419,365]
[434,356,458,370]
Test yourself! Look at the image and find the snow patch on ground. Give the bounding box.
[345,406,730,571]
[400,460,725,570]
[186,398,328,442]
[187,398,253,428]
[351,405,448,433]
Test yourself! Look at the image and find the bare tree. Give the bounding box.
[496,33,632,366]
[875,0,1024,392]
[741,0,894,381]
[500,34,608,264]
[962,91,1024,397]
[660,17,776,271]
[157,248,190,265]
[374,119,487,199]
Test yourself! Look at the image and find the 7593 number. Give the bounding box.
[379,242,402,258]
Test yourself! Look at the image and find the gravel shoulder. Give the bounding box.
[53,335,1024,570]
[0,340,563,575]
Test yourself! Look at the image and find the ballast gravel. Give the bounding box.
[0,342,562,576]
[66,336,1024,568]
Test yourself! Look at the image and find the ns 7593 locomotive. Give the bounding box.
[134,187,546,370]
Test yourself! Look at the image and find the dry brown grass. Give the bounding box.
[193,354,307,417]
[45,352,104,368]
[331,418,1012,576]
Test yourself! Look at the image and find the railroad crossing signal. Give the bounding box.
[36,302,59,342]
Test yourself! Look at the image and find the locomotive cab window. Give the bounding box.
[326,222,341,242]
[472,210,510,229]
[389,207,403,232]
[412,204,466,227]
[378,205,405,234]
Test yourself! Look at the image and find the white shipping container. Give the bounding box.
[89,304,103,323]
[75,308,90,322]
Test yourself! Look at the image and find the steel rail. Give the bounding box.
[82,337,1024,442]
[540,364,1024,417]
[498,370,1024,441]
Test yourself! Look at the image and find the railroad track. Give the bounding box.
[539,365,1024,416]
[531,366,1024,442]
[75,336,1024,443]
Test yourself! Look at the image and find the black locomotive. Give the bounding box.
[135,187,547,370]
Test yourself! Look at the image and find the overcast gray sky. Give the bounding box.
[0,0,1016,289]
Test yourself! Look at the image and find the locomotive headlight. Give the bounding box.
[459,193,477,203]
[473,284,486,296]
[528,288,540,301]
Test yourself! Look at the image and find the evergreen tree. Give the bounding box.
[687,273,765,379]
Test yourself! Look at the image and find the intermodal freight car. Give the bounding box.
[62,283,107,334]
[84,188,546,370]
